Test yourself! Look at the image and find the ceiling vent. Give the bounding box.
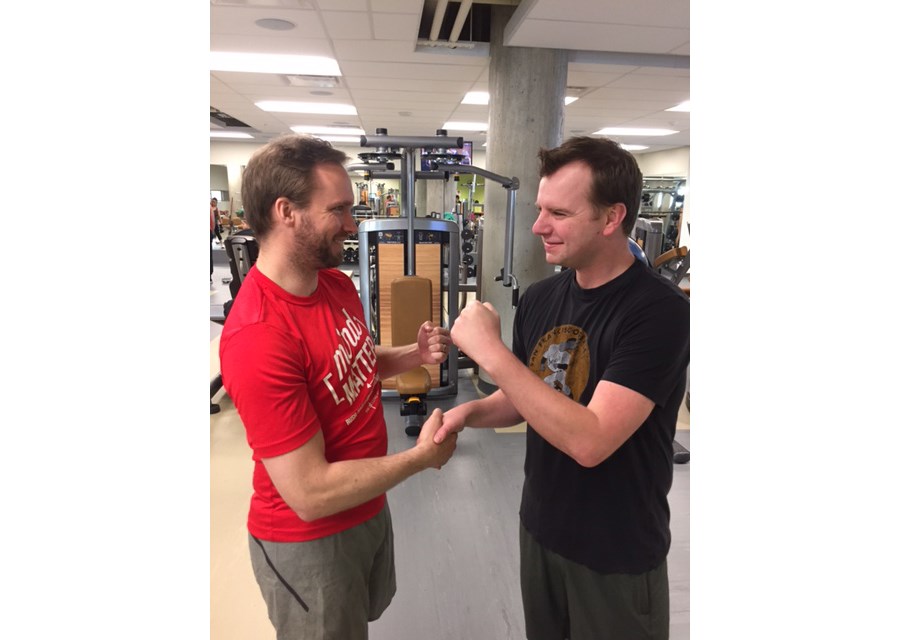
[285,75,342,89]
[210,107,252,129]
[418,0,492,43]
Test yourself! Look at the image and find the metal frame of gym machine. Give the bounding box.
[352,129,520,399]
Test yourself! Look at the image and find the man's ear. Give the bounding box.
[602,203,627,237]
[272,197,296,227]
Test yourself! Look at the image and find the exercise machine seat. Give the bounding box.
[390,276,433,435]
[396,367,432,395]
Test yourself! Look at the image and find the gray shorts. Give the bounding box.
[249,503,396,640]
[520,522,669,640]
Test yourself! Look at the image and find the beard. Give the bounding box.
[290,217,346,272]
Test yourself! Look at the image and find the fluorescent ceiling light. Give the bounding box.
[620,144,648,151]
[594,127,678,136]
[443,121,488,131]
[210,131,253,139]
[565,96,579,105]
[666,101,690,112]
[462,91,490,105]
[257,100,357,115]
[210,52,340,76]
[291,125,365,136]
[255,18,295,31]
[317,135,363,144]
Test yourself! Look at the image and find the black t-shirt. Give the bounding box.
[513,258,689,574]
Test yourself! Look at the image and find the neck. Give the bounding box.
[573,243,635,290]
[254,250,320,297]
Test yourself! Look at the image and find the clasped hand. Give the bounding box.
[417,321,452,365]
[450,300,503,364]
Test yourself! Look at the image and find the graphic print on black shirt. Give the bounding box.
[527,324,590,402]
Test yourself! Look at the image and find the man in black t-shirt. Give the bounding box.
[434,137,689,639]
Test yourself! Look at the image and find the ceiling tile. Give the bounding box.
[508,20,689,55]
[373,12,421,39]
[210,35,335,56]
[321,11,373,39]
[211,7,325,37]
[521,0,689,29]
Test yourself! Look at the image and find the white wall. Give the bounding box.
[635,146,689,177]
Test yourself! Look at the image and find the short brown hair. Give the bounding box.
[538,136,643,236]
[241,134,349,240]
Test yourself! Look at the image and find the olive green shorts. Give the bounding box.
[249,503,396,640]
[520,522,669,640]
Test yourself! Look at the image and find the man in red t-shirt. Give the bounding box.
[219,134,457,639]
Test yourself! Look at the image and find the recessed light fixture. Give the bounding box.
[666,101,690,112]
[210,131,253,139]
[620,144,648,151]
[255,18,296,30]
[462,91,489,105]
[310,90,333,96]
[594,127,678,136]
[291,125,365,136]
[564,96,579,105]
[443,121,488,131]
[210,52,341,76]
[256,100,357,115]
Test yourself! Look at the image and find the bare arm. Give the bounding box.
[262,408,457,522]
[450,301,654,467]
[433,389,523,443]
[375,321,451,379]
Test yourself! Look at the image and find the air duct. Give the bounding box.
[430,0,449,41]
[449,0,473,42]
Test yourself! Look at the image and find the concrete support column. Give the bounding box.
[478,5,567,385]
[415,174,456,218]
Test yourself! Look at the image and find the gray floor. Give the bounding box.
[370,387,690,640]
[210,255,690,639]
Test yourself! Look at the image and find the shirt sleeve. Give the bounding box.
[601,293,689,406]
[221,322,323,460]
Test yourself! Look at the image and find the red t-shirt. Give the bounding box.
[219,266,387,542]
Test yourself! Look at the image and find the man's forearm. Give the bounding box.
[477,348,605,463]
[449,389,523,430]
[375,343,421,379]
[300,448,429,520]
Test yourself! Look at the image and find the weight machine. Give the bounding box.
[350,129,520,434]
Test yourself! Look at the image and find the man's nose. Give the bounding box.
[343,211,358,232]
[532,210,548,236]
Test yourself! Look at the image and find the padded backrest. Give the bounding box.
[390,276,432,346]
[224,234,259,299]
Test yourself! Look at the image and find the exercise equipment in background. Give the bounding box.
[629,237,690,464]
[390,276,434,435]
